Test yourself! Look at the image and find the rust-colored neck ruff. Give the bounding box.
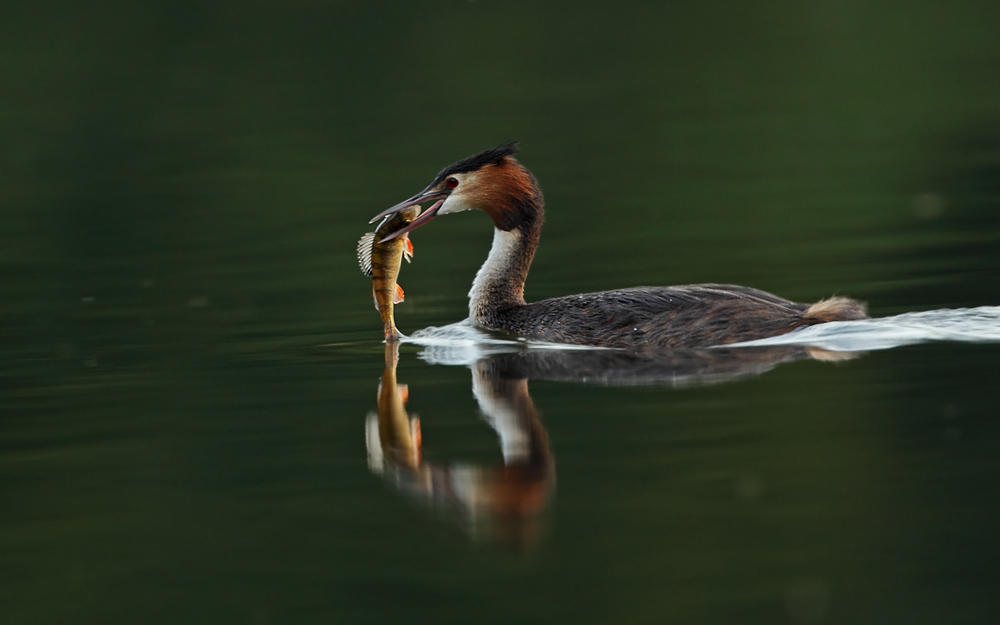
[468,161,544,325]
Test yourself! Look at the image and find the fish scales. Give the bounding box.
[358,206,421,339]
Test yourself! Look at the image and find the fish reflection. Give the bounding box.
[366,341,555,546]
[366,340,861,545]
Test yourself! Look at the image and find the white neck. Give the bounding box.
[468,228,523,322]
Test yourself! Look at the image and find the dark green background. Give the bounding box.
[2,1,999,623]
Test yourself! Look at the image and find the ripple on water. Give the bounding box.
[406,319,607,366]
[732,306,1000,352]
[403,307,1000,363]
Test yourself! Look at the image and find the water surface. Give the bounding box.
[3,1,1000,623]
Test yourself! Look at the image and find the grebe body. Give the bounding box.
[372,144,867,349]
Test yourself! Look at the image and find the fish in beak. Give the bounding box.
[370,188,450,243]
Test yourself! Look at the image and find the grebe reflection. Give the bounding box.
[366,341,555,545]
[364,340,861,545]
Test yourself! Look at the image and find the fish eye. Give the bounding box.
[446,177,459,189]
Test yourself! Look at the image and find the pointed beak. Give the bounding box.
[378,199,444,243]
[369,188,449,224]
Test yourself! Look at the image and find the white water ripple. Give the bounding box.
[731,306,1000,351]
[404,307,1000,365]
[405,319,603,366]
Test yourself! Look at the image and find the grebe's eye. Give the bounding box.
[445,177,459,189]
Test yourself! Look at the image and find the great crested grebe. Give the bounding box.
[370,143,867,349]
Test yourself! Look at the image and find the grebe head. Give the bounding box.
[371,142,543,242]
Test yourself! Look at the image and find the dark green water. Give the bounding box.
[3,1,1000,623]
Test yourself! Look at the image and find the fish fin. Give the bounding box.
[403,237,414,263]
[397,384,408,403]
[393,284,405,304]
[357,232,375,277]
[372,288,379,311]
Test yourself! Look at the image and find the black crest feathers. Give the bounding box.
[432,142,519,184]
